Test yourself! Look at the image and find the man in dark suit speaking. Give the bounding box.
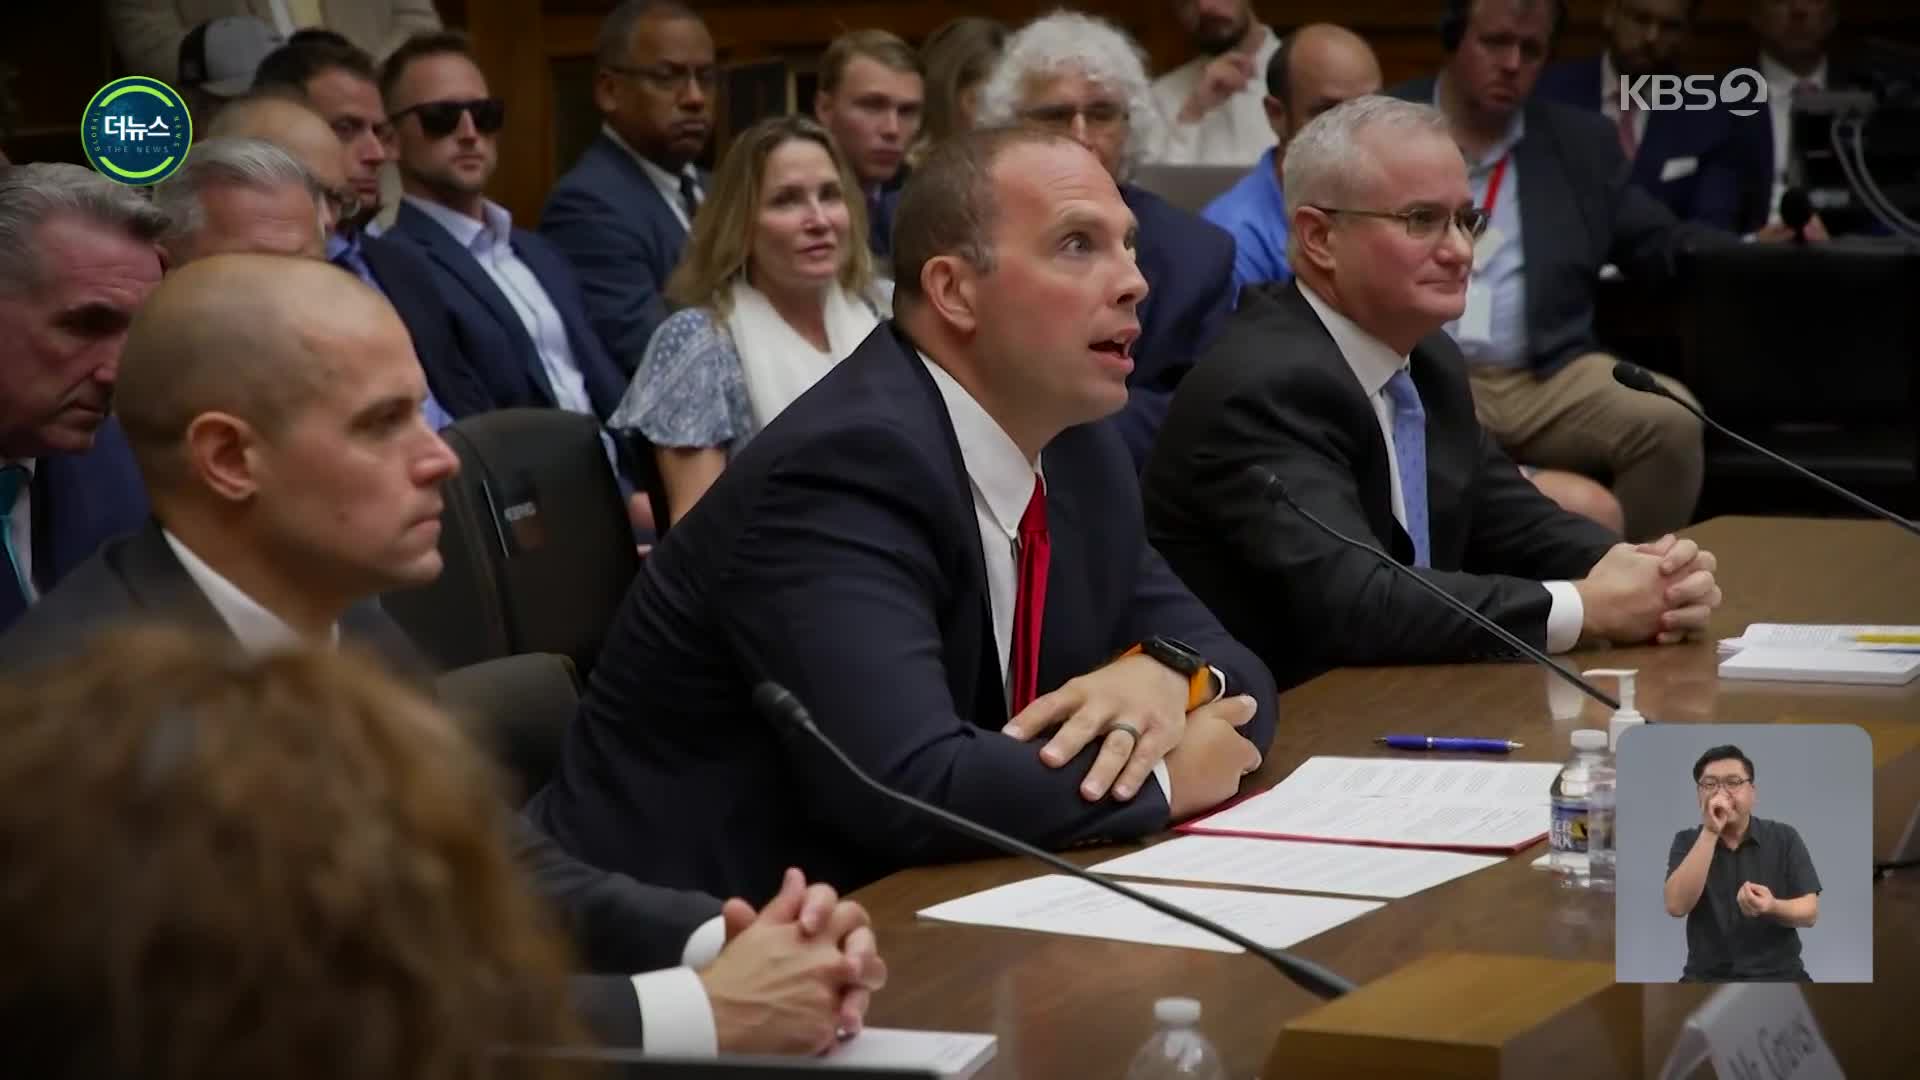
[531,128,1277,904]
[0,255,884,1058]
[1143,96,1723,692]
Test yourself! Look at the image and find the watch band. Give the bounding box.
[1121,642,1215,711]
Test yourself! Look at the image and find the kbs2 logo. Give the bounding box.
[1618,68,1769,118]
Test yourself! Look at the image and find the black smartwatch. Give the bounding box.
[1123,636,1220,710]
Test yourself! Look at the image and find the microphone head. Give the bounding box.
[1243,462,1298,509]
[1611,361,1662,394]
[1780,187,1814,231]
[751,681,808,729]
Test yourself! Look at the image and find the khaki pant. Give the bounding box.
[1469,353,1704,540]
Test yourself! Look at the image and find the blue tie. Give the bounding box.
[1383,369,1431,568]
[0,464,30,627]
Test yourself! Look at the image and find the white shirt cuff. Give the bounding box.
[682,915,725,969]
[1152,759,1172,813]
[1543,581,1584,654]
[630,966,719,1057]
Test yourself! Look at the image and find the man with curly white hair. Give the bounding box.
[977,10,1237,470]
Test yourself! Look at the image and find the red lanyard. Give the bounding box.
[1481,154,1511,217]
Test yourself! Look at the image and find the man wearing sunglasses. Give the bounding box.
[382,33,642,515]
[1664,745,1820,981]
[542,0,716,380]
[1142,96,1723,693]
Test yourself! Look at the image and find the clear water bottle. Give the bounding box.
[1125,997,1226,1080]
[1587,750,1617,892]
[1550,729,1609,888]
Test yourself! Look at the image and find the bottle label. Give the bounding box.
[1550,798,1589,853]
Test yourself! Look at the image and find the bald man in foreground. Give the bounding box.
[0,254,887,1057]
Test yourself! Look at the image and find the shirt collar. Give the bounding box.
[602,122,695,191]
[1601,52,1619,105]
[2,458,35,479]
[918,351,1039,540]
[325,226,361,263]
[162,529,339,654]
[1760,52,1827,94]
[1433,74,1527,165]
[404,194,511,254]
[1297,281,1411,398]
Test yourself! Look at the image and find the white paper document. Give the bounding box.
[1718,622,1920,655]
[917,874,1382,954]
[1719,647,1920,686]
[1088,835,1505,899]
[824,1029,998,1079]
[1181,756,1561,852]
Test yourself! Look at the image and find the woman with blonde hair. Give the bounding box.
[0,626,582,1080]
[611,114,886,523]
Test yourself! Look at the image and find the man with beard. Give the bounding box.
[1151,0,1282,166]
[1533,0,1773,232]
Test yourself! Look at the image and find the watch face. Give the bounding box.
[1148,635,1204,674]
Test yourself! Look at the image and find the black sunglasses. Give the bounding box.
[391,97,507,138]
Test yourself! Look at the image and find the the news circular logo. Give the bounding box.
[80,76,193,186]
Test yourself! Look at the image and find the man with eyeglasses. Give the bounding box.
[1665,745,1821,981]
[1388,0,1734,543]
[542,0,716,379]
[813,29,925,267]
[1143,96,1723,692]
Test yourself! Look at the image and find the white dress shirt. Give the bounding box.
[1149,26,1282,167]
[1760,53,1827,225]
[1297,284,1585,653]
[162,528,727,1053]
[919,354,1176,803]
[602,123,703,232]
[404,195,597,419]
[3,458,35,602]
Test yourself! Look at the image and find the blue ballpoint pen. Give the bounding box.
[1375,735,1524,753]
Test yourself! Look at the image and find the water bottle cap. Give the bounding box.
[1572,729,1607,751]
[1154,997,1202,1025]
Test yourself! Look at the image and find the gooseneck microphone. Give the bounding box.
[1245,465,1624,713]
[750,681,1358,1001]
[1611,361,1920,539]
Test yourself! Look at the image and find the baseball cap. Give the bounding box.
[177,16,284,98]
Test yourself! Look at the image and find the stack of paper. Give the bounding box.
[917,873,1381,954]
[1179,756,1562,853]
[1089,835,1504,899]
[824,1029,998,1079]
[1718,623,1920,686]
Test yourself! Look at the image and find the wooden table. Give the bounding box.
[852,517,1920,1079]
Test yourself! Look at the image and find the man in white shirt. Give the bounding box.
[0,253,885,1057]
[1150,0,1282,166]
[542,0,716,377]
[1751,0,1845,226]
[1143,96,1724,690]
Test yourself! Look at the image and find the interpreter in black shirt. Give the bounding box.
[1663,744,1822,981]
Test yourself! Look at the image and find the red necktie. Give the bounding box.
[1009,478,1050,714]
[1615,102,1638,162]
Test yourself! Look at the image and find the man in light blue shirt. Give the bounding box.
[1202,24,1382,296]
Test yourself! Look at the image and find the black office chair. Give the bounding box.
[1678,240,1920,518]
[384,409,640,680]
[436,651,580,803]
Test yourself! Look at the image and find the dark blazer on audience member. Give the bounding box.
[1142,282,1619,691]
[356,230,497,419]
[539,133,705,379]
[6,418,150,635]
[529,321,1278,905]
[1533,56,1771,233]
[1390,76,1728,380]
[389,200,630,421]
[1116,182,1236,471]
[0,521,721,1049]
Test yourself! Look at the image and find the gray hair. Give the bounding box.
[974,11,1163,181]
[0,164,169,296]
[1282,95,1453,223]
[596,0,700,69]
[153,137,322,258]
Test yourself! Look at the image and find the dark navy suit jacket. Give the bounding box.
[1119,182,1236,472]
[1533,56,1772,233]
[1391,76,1729,379]
[530,322,1278,904]
[8,418,149,634]
[389,200,629,422]
[539,134,706,378]
[353,230,497,420]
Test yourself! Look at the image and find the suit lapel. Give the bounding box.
[398,203,557,405]
[112,521,231,634]
[1513,108,1563,355]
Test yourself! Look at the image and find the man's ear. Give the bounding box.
[918,254,981,336]
[1262,95,1289,142]
[814,90,833,125]
[1293,204,1337,275]
[184,412,264,505]
[592,70,622,118]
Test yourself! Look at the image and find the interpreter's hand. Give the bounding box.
[1703,792,1733,835]
[1162,695,1262,820]
[1753,213,1830,244]
[1737,880,1777,918]
[1004,653,1191,802]
[707,868,886,1054]
[1575,543,1676,645]
[1179,51,1257,122]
